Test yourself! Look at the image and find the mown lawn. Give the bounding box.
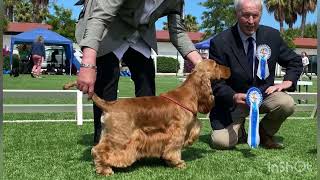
[3,74,317,179]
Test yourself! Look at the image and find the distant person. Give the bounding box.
[30,35,45,78]
[51,49,59,64]
[301,51,312,80]
[19,44,31,74]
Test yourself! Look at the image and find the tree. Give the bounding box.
[199,0,235,38]
[281,28,300,48]
[4,0,18,21]
[14,1,34,22]
[295,0,317,37]
[162,14,199,32]
[284,0,298,29]
[280,23,316,49]
[30,0,53,23]
[183,14,199,32]
[46,4,76,40]
[1,0,9,32]
[4,0,53,23]
[264,0,286,33]
[303,23,317,38]
[31,0,49,8]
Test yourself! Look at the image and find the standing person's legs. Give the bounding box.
[304,66,312,80]
[123,48,155,97]
[93,53,120,144]
[31,55,40,76]
[35,58,43,76]
[259,91,295,136]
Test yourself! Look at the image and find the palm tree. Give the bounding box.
[183,14,199,32]
[31,0,50,23]
[264,0,286,33]
[31,0,50,8]
[4,0,18,21]
[295,0,317,37]
[14,1,33,22]
[162,21,168,30]
[162,14,199,32]
[284,0,298,29]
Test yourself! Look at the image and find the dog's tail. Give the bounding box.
[63,81,110,112]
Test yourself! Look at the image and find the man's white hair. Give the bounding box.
[234,0,262,11]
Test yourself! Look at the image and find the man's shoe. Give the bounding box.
[259,127,284,149]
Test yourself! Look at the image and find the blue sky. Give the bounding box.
[55,0,317,31]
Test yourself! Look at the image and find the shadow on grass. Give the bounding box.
[274,135,284,143]
[110,145,210,175]
[113,158,167,174]
[199,134,259,158]
[78,133,94,162]
[307,148,317,154]
[234,148,256,158]
[182,146,212,161]
[79,133,94,146]
[78,133,210,174]
[198,134,211,145]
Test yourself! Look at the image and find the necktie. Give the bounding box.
[247,37,254,76]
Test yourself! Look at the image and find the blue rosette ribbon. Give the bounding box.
[246,87,263,148]
[256,44,271,80]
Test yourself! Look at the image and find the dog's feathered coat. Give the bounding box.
[64,60,230,176]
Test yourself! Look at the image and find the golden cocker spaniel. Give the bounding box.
[64,59,230,176]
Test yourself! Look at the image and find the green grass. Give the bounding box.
[3,74,317,179]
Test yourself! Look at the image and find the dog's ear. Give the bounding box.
[196,73,214,114]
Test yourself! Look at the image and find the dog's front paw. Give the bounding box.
[175,161,186,169]
[96,166,114,176]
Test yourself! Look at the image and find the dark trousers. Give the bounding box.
[93,48,155,144]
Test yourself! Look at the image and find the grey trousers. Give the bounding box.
[211,91,295,149]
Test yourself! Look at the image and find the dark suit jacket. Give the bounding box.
[209,24,303,130]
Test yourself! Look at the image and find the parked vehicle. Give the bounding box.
[42,46,66,69]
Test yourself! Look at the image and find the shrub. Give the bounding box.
[3,54,20,70]
[157,56,180,73]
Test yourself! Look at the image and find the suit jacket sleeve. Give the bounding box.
[277,36,303,91]
[167,8,197,57]
[209,38,236,108]
[79,0,126,51]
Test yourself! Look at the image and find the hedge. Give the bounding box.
[156,56,180,73]
[3,55,20,70]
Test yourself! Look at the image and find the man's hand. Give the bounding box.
[265,80,292,95]
[186,50,203,65]
[233,93,247,106]
[77,47,97,98]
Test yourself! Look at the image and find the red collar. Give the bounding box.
[160,95,196,115]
